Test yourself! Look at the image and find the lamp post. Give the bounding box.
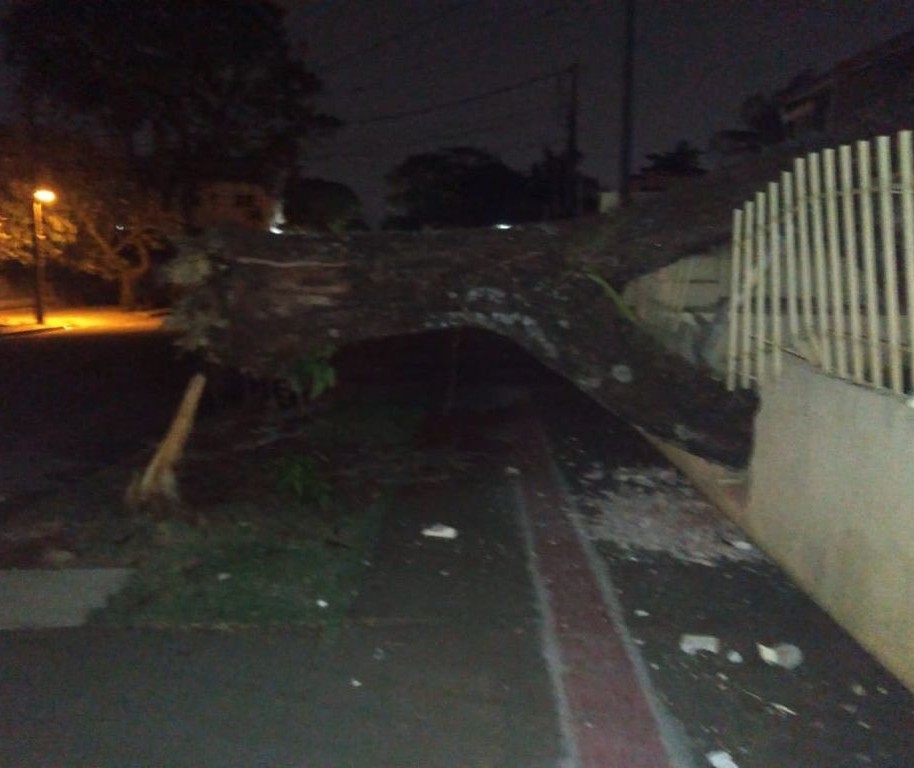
[31,188,56,325]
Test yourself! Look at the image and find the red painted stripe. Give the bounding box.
[512,413,673,768]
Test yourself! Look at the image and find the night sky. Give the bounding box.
[283,0,914,223]
[1,1,912,224]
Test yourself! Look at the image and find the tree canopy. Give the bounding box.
[383,147,531,230]
[282,177,367,233]
[641,140,707,177]
[0,125,179,306]
[2,0,337,220]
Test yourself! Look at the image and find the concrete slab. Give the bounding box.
[0,569,132,630]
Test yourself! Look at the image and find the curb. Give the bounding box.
[511,406,682,768]
[0,326,66,338]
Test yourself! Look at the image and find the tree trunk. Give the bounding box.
[168,227,754,467]
[118,272,136,309]
[167,155,803,468]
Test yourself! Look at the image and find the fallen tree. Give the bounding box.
[166,155,792,468]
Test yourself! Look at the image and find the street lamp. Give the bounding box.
[31,188,57,325]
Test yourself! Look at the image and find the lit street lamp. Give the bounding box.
[31,188,57,325]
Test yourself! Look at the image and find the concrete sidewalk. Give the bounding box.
[0,387,684,768]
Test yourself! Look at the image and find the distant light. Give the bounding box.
[494,222,512,230]
[33,189,56,204]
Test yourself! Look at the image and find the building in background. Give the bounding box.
[778,26,914,143]
[192,180,283,233]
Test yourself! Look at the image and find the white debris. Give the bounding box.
[757,642,804,670]
[726,650,744,664]
[611,363,634,384]
[373,647,386,661]
[216,572,231,581]
[706,750,740,768]
[851,683,867,697]
[769,702,798,716]
[579,466,762,564]
[422,524,458,540]
[680,634,721,655]
[634,609,650,618]
[582,467,605,482]
[350,678,362,688]
[504,466,522,476]
[316,599,329,609]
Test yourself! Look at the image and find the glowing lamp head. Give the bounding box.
[33,189,56,204]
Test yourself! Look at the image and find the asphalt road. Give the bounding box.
[0,329,194,512]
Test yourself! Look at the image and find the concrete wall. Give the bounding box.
[742,356,914,690]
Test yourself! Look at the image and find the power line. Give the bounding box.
[314,1,472,72]
[306,102,559,163]
[348,67,570,126]
[338,3,558,97]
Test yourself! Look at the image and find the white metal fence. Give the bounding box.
[726,130,914,393]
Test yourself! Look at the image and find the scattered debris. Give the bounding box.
[422,524,458,540]
[372,647,386,661]
[216,572,231,581]
[769,702,798,716]
[634,609,650,617]
[316,599,329,608]
[706,749,740,768]
[41,548,77,568]
[580,466,763,564]
[757,642,804,670]
[611,363,634,384]
[680,634,721,655]
[851,683,867,696]
[504,466,522,476]
[726,650,744,664]
[350,678,362,688]
[582,466,605,482]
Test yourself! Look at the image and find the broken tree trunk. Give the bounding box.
[126,373,207,511]
[165,157,798,468]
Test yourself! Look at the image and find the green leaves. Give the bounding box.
[273,454,332,510]
[585,272,638,323]
[286,347,337,407]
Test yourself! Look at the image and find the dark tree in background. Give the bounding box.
[740,93,786,145]
[641,140,707,177]
[527,147,600,220]
[282,177,367,233]
[383,146,531,230]
[2,0,337,227]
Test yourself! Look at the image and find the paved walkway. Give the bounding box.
[0,385,681,767]
[3,328,913,767]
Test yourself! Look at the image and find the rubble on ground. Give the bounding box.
[575,464,764,565]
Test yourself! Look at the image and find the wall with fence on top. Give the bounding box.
[623,249,732,368]
[726,129,914,394]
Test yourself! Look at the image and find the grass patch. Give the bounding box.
[4,395,428,630]
[91,505,382,629]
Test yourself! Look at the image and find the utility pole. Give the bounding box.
[564,62,580,216]
[618,0,636,206]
